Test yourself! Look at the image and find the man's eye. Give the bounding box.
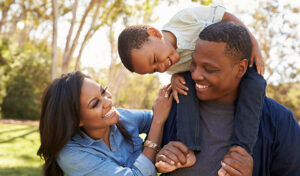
[204,67,218,73]
[92,100,99,108]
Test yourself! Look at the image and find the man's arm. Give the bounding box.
[270,107,300,175]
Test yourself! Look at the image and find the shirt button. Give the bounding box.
[112,148,116,152]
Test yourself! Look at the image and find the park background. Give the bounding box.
[0,0,299,175]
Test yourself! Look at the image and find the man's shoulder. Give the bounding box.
[262,97,293,118]
[261,97,296,130]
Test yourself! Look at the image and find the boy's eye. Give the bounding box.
[102,87,107,95]
[92,100,99,108]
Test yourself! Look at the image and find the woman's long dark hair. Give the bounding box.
[37,71,131,176]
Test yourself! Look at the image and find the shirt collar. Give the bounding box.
[71,125,118,146]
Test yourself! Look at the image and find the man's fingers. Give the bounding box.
[155,161,176,173]
[169,141,189,155]
[229,146,251,158]
[158,148,181,164]
[164,146,187,165]
[221,161,242,176]
[156,153,176,166]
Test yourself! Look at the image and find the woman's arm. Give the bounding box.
[142,84,173,163]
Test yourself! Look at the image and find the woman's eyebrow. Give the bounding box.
[88,98,97,107]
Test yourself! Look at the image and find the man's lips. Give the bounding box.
[196,83,209,89]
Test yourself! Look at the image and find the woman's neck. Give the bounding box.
[162,31,177,49]
[85,126,111,150]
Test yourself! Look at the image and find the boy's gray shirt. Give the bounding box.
[162,4,225,74]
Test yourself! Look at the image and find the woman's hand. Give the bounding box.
[152,84,173,124]
[171,73,188,104]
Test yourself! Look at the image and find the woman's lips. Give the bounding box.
[102,107,116,119]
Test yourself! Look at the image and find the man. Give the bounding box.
[155,21,300,176]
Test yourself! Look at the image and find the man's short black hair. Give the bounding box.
[118,25,151,72]
[199,21,252,62]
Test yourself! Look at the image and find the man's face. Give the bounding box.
[190,39,244,102]
[130,36,180,74]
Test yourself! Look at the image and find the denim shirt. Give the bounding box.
[57,108,156,176]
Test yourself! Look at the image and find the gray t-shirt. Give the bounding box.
[171,100,234,176]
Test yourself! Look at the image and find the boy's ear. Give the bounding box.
[147,27,162,38]
[236,59,248,78]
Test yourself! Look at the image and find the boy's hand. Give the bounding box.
[218,146,253,176]
[250,44,265,76]
[155,141,196,173]
[171,74,189,104]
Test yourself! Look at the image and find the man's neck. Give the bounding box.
[162,31,177,49]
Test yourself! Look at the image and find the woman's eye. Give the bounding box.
[92,100,99,108]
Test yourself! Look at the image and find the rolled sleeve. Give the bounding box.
[133,153,157,176]
[211,5,226,22]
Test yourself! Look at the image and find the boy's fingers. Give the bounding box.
[178,77,186,85]
[173,90,180,104]
[249,56,254,67]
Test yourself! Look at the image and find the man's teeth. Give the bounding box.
[168,58,172,66]
[196,84,208,89]
[102,107,115,118]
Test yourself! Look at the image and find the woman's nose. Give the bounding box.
[102,94,112,108]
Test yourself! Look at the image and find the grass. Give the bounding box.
[0,123,43,176]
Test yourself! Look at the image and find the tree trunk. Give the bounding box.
[51,0,58,80]
[61,0,97,74]
[75,0,103,71]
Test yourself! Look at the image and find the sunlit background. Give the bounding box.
[0,0,299,175]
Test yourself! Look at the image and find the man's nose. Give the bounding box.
[192,68,205,81]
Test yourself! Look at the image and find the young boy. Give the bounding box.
[118,4,266,170]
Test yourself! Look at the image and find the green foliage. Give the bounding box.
[0,39,51,120]
[0,123,43,176]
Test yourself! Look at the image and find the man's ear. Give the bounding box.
[147,27,162,39]
[236,59,248,78]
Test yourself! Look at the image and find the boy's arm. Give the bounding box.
[222,12,264,75]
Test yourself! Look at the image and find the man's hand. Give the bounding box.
[155,141,196,173]
[218,146,253,176]
[171,73,188,104]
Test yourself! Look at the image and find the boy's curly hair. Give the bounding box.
[118,25,152,72]
[199,21,252,62]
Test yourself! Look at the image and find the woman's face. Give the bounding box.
[79,78,119,131]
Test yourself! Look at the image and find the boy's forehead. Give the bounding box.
[131,48,153,74]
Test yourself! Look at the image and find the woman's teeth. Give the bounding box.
[196,83,208,89]
[102,107,115,118]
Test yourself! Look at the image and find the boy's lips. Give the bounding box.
[168,57,172,66]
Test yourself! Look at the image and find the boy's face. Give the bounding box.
[130,35,180,74]
[191,39,247,102]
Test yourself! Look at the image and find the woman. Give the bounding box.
[37,71,173,176]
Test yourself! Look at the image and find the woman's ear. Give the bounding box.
[237,59,248,78]
[147,27,163,39]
